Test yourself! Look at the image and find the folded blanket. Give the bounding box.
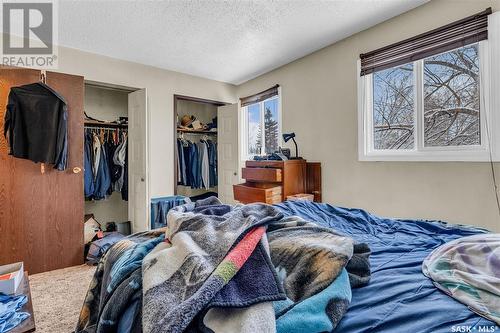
[195,233,285,333]
[422,233,500,325]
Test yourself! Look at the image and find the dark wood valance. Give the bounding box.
[240,84,279,107]
[360,8,492,76]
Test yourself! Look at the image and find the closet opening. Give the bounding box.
[84,81,137,244]
[174,95,227,201]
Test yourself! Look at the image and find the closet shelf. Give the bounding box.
[177,128,217,135]
[84,120,128,129]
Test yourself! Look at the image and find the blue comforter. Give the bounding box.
[275,200,497,333]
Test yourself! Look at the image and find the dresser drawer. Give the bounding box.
[245,160,284,168]
[242,167,282,182]
[233,183,282,204]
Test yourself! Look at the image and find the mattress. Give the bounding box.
[275,200,497,333]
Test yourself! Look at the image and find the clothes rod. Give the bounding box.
[177,129,217,135]
[85,126,128,131]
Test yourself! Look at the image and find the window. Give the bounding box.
[360,43,491,161]
[247,103,261,155]
[373,63,415,150]
[357,8,500,161]
[243,95,281,159]
[423,45,480,147]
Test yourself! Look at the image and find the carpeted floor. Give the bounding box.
[29,264,96,333]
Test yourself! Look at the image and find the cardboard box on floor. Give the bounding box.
[0,262,24,294]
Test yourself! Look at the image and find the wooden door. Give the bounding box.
[0,68,84,274]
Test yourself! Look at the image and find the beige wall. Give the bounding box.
[236,0,500,232]
[54,46,236,200]
[84,85,128,122]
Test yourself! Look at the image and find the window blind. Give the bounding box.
[240,84,279,107]
[359,7,492,76]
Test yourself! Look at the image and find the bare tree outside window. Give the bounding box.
[424,44,480,146]
[373,64,414,150]
[371,44,480,151]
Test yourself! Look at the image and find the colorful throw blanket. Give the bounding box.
[422,233,500,325]
[76,197,371,333]
[142,197,284,333]
[143,197,370,333]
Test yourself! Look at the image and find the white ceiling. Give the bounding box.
[57,0,429,84]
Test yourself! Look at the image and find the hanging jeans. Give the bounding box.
[93,145,111,200]
[182,143,192,187]
[207,140,217,187]
[189,143,200,189]
[84,133,95,198]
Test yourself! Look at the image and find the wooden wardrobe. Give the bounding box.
[0,67,84,274]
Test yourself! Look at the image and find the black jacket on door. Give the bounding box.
[3,82,68,170]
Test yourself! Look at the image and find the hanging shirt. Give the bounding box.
[207,140,217,187]
[113,136,127,192]
[84,132,95,198]
[177,139,186,185]
[3,82,68,170]
[92,134,101,180]
[198,141,210,190]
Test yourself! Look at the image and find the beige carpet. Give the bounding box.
[29,264,96,333]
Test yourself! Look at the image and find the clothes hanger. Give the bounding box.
[179,132,188,145]
[99,128,105,144]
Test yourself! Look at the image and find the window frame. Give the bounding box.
[240,87,282,161]
[358,40,498,162]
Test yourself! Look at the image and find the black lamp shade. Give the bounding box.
[282,132,299,158]
[283,132,295,142]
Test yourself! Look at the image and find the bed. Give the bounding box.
[77,199,497,333]
[275,200,496,332]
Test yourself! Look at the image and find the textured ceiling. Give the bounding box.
[56,0,429,84]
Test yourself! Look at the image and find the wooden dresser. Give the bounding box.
[233,160,321,204]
